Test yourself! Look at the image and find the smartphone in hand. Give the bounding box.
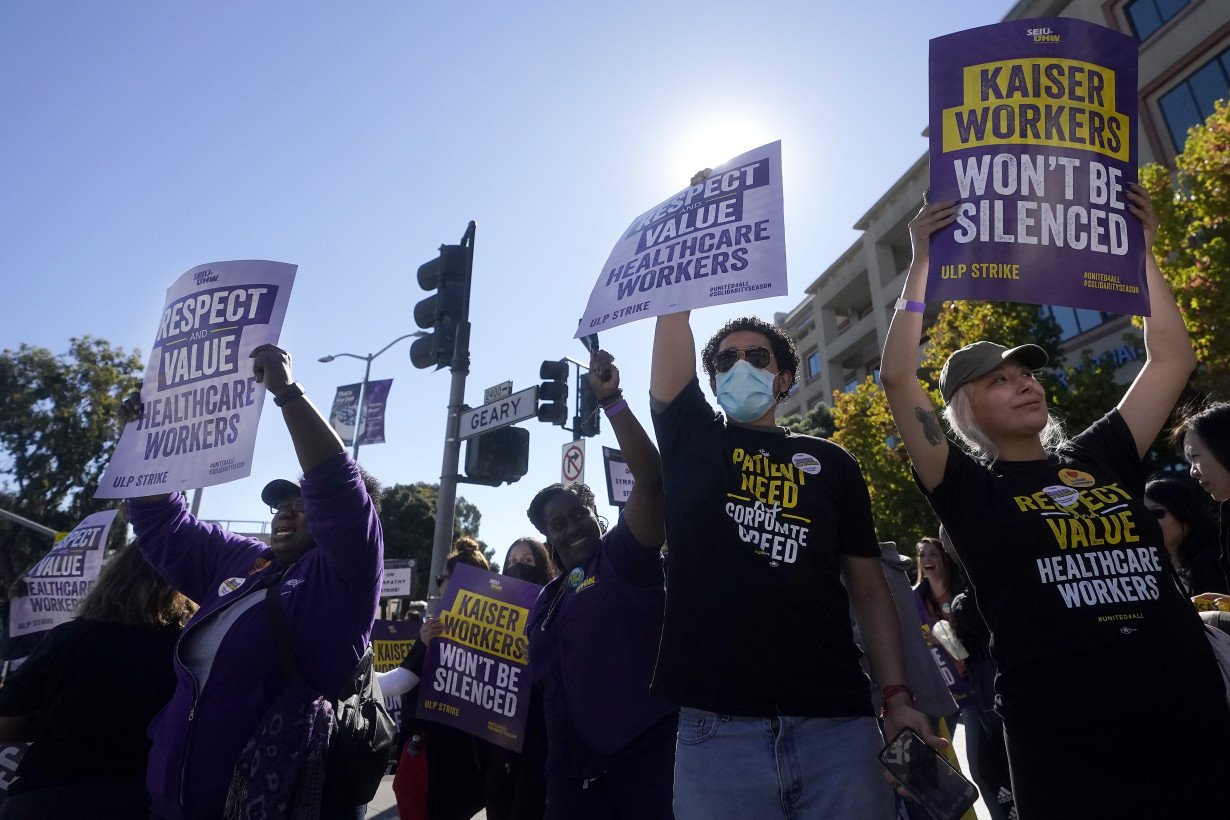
[879,728,978,820]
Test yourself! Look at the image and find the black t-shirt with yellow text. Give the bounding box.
[651,378,879,717]
[922,410,1219,718]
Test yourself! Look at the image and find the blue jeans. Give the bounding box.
[673,709,893,820]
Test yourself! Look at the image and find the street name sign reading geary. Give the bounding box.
[459,386,538,440]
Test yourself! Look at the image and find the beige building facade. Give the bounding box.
[778,0,1230,416]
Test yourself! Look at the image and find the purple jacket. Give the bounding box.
[128,453,382,820]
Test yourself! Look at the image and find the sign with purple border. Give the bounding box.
[372,618,420,728]
[415,563,540,751]
[927,19,1146,315]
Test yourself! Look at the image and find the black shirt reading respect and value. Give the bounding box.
[651,378,879,717]
[922,410,1219,718]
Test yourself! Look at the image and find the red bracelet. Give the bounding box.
[879,684,916,716]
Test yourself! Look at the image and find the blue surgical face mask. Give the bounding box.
[716,359,777,422]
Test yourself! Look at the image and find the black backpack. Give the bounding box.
[265,581,398,806]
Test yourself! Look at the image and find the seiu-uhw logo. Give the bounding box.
[1027,27,1060,42]
[193,269,219,285]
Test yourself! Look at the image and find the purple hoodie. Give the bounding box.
[128,453,382,819]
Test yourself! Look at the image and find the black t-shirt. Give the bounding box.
[651,378,879,717]
[921,410,1219,718]
[0,618,179,795]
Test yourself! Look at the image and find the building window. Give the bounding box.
[1159,47,1230,151]
[1044,306,1111,342]
[1125,0,1188,41]
[806,352,821,380]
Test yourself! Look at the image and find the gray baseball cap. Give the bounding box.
[939,341,1048,402]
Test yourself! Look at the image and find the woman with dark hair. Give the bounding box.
[1172,401,1230,595]
[0,543,196,819]
[913,536,965,625]
[503,537,556,582]
[1144,477,1225,596]
[880,186,1230,816]
[525,349,675,819]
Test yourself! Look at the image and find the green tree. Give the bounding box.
[779,402,835,439]
[0,337,143,597]
[379,482,487,597]
[1142,98,1230,399]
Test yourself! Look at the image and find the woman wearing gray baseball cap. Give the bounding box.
[879,186,1230,818]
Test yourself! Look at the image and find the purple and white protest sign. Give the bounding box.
[328,383,363,446]
[927,19,1146,315]
[357,379,393,446]
[372,618,420,727]
[415,563,540,752]
[8,509,116,638]
[577,141,786,337]
[96,261,297,498]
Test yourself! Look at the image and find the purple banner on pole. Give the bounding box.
[357,379,393,446]
[927,18,1146,315]
[328,383,362,446]
[415,563,540,752]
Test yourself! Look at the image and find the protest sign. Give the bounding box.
[381,559,415,598]
[603,446,632,507]
[9,510,116,638]
[0,744,27,808]
[577,141,787,337]
[927,19,1145,315]
[328,383,363,445]
[372,618,420,727]
[415,563,540,751]
[357,379,393,446]
[96,260,297,498]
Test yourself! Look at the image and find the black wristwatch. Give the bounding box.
[273,382,306,407]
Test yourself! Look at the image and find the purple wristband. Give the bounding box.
[603,398,629,418]
[894,297,925,314]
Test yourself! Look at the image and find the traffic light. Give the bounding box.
[464,426,530,486]
[411,244,471,369]
[576,377,600,437]
[537,360,569,426]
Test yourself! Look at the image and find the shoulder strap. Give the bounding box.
[265,576,301,681]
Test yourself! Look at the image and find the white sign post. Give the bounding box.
[459,386,538,440]
[561,440,585,485]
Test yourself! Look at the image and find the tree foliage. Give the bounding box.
[779,402,835,439]
[378,482,487,597]
[1142,98,1230,399]
[0,337,144,597]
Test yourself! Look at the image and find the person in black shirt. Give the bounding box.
[881,185,1230,817]
[0,542,194,819]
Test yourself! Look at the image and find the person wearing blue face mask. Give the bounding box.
[650,228,940,818]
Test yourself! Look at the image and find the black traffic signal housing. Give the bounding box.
[537,360,569,426]
[464,426,530,486]
[576,377,600,437]
[411,243,471,369]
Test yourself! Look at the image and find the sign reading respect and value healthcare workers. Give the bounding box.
[96,260,297,498]
[926,19,1147,315]
[576,141,787,337]
[415,563,541,752]
[8,509,116,638]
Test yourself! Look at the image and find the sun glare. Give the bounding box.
[668,117,776,180]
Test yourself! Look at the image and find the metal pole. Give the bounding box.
[426,322,469,615]
[0,507,57,539]
[354,355,373,461]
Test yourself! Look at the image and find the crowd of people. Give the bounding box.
[2,179,1230,820]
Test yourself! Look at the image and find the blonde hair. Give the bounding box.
[944,384,1067,462]
[446,536,490,573]
[76,542,196,629]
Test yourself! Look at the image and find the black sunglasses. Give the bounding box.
[713,346,772,373]
[270,497,306,516]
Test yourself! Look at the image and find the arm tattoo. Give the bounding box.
[914,406,944,446]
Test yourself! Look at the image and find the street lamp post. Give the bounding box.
[319,333,419,460]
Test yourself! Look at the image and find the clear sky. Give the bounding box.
[1,1,1017,573]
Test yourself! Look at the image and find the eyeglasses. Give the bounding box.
[270,497,306,516]
[435,573,450,588]
[713,346,772,373]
